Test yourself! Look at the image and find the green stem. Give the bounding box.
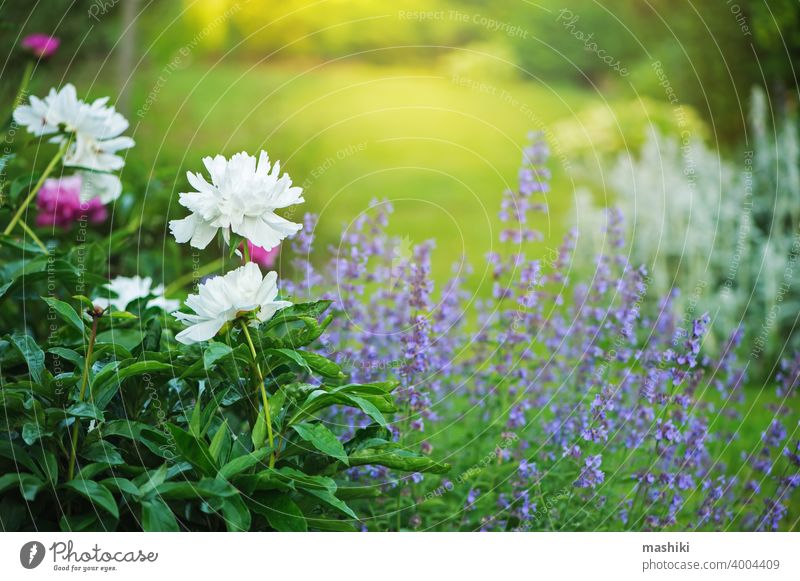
[18,218,48,253]
[164,257,224,296]
[12,61,33,110]
[627,439,663,530]
[627,377,683,530]
[67,313,100,481]
[395,383,414,531]
[239,320,275,467]
[537,483,557,531]
[242,241,251,264]
[4,139,68,236]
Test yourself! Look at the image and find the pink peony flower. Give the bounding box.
[36,175,107,229]
[20,34,60,58]
[247,241,280,268]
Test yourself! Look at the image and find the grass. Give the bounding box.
[73,59,609,286]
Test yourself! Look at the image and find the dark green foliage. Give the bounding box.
[0,241,448,531]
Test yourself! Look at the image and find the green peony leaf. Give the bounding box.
[166,424,216,476]
[250,493,307,532]
[292,422,349,465]
[297,350,343,379]
[279,300,333,319]
[66,402,105,422]
[155,477,238,500]
[92,360,173,410]
[10,332,44,384]
[21,422,48,445]
[222,494,251,531]
[80,440,125,466]
[95,328,145,351]
[103,420,172,459]
[251,410,268,450]
[348,444,451,474]
[266,348,312,372]
[203,341,233,370]
[209,420,231,463]
[41,297,86,335]
[141,497,179,532]
[63,479,119,519]
[302,488,357,520]
[218,446,272,480]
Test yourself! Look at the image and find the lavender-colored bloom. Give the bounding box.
[282,129,799,532]
[465,488,481,511]
[654,419,682,443]
[776,353,800,397]
[575,455,605,489]
[762,420,787,449]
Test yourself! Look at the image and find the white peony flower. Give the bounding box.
[169,151,304,251]
[13,83,134,172]
[94,276,179,313]
[65,133,134,172]
[172,262,292,345]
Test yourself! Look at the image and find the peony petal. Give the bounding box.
[175,318,227,345]
[203,155,228,184]
[256,300,292,323]
[169,215,198,244]
[190,219,218,249]
[235,216,285,251]
[186,170,214,195]
[261,213,303,237]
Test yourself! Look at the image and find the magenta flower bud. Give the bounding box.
[247,241,280,268]
[20,34,60,58]
[36,175,109,229]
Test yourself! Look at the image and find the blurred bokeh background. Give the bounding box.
[2,0,799,361]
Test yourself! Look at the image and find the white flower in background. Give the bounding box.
[65,132,134,172]
[13,83,134,172]
[94,276,179,312]
[169,151,304,250]
[172,262,292,345]
[78,171,122,204]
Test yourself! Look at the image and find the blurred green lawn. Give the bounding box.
[84,61,604,285]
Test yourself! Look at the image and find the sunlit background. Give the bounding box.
[2,0,798,351]
[2,0,800,534]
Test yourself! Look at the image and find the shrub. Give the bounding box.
[0,80,447,532]
[580,86,800,367]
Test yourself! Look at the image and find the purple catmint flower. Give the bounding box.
[762,420,787,449]
[465,488,481,510]
[575,455,605,489]
[281,129,796,532]
[518,459,538,479]
[784,440,800,467]
[776,353,800,397]
[758,500,788,531]
[654,419,682,443]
